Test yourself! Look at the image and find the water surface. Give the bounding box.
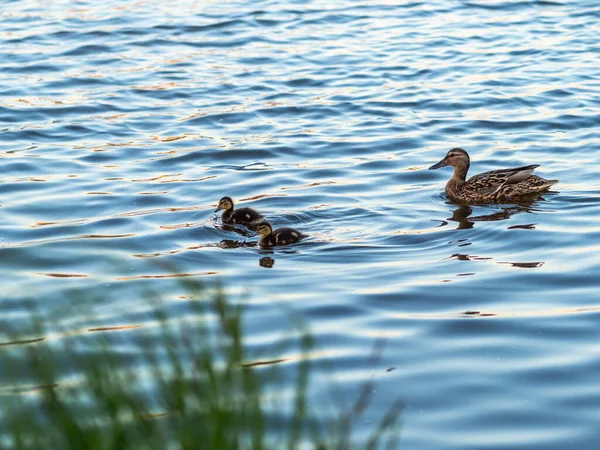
[2,0,600,448]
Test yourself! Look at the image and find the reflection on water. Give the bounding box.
[88,325,143,333]
[259,257,275,268]
[445,196,553,230]
[497,261,544,269]
[218,239,257,249]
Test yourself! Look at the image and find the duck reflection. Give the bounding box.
[259,256,275,268]
[257,247,301,268]
[217,223,259,249]
[218,239,257,249]
[217,223,257,238]
[442,197,552,273]
[447,197,546,230]
[217,240,281,268]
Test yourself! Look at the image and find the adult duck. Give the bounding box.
[429,148,558,203]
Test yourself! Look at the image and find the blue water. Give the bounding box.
[2,0,600,447]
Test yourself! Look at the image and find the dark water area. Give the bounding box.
[2,0,600,448]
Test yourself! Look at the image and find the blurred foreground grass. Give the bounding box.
[0,280,402,449]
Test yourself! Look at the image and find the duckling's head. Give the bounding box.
[256,221,273,237]
[215,196,234,212]
[429,148,470,170]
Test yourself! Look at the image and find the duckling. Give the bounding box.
[256,221,307,247]
[214,196,265,229]
[429,148,558,203]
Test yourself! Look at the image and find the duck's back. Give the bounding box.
[268,227,306,246]
[463,164,557,200]
[467,164,540,186]
[224,207,264,228]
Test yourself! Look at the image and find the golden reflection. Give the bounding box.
[104,113,129,122]
[88,325,143,332]
[153,135,187,142]
[133,245,207,258]
[131,174,216,183]
[117,272,217,280]
[79,234,134,239]
[160,221,204,230]
[131,82,187,91]
[132,173,182,183]
[35,273,89,278]
[9,234,135,248]
[241,193,286,202]
[31,218,88,228]
[2,95,86,108]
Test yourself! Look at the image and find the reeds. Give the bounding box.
[0,280,402,449]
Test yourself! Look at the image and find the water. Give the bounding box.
[2,0,600,447]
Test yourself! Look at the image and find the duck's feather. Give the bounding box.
[466,164,542,196]
[447,165,557,203]
[467,164,539,185]
[260,227,306,246]
[223,207,264,229]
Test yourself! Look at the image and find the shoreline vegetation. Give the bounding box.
[1,280,402,449]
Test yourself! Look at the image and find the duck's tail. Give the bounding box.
[541,179,559,189]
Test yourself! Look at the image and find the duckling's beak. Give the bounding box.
[429,158,448,170]
[214,205,223,212]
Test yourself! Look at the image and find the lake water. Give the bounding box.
[2,0,600,447]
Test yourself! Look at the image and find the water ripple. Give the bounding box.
[2,0,600,448]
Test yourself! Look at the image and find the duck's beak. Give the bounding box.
[429,158,448,170]
[214,205,223,212]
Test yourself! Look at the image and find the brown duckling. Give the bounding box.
[429,148,558,203]
[256,221,307,247]
[214,196,265,229]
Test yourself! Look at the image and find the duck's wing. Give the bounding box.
[232,207,264,222]
[467,164,540,194]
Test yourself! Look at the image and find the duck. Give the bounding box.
[214,196,265,229]
[256,221,307,247]
[429,148,558,203]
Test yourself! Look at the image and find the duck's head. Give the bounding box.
[215,196,234,212]
[429,148,470,170]
[256,222,273,237]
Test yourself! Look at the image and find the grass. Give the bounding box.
[0,280,402,449]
